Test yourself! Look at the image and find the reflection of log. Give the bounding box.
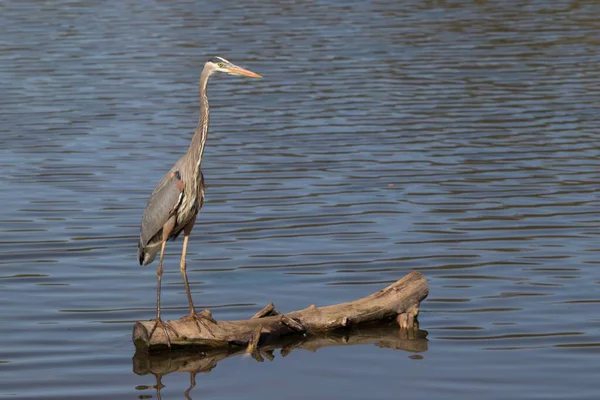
[133,271,428,352]
[133,324,429,376]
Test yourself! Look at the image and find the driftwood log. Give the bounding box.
[133,271,428,352]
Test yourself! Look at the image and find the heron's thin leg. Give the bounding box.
[180,219,215,337]
[156,240,167,320]
[180,219,197,314]
[149,221,179,346]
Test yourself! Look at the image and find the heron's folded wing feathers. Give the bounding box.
[139,171,184,247]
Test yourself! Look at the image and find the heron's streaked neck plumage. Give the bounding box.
[188,66,212,176]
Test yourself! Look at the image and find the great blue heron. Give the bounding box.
[137,56,262,345]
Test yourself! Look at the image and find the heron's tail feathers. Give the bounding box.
[138,239,160,266]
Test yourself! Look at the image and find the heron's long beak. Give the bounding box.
[227,65,262,78]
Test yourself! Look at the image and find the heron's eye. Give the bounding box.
[217,62,224,68]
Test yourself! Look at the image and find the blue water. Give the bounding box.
[1,0,599,398]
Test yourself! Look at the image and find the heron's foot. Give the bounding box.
[149,318,179,348]
[181,309,216,338]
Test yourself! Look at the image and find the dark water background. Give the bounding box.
[1,0,600,398]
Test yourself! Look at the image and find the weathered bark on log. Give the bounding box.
[133,271,428,352]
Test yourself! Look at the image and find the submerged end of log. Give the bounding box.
[133,270,428,352]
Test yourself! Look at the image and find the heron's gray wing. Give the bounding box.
[139,170,184,247]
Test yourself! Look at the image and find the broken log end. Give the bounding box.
[396,304,420,330]
[132,322,151,351]
[251,303,278,319]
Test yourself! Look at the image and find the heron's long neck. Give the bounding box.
[188,69,210,175]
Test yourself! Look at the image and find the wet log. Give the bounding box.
[133,270,428,352]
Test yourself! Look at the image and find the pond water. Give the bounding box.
[1,0,599,399]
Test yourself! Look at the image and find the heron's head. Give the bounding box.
[205,56,262,78]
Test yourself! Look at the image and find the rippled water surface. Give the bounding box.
[1,0,600,398]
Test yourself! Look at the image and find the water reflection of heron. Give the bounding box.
[137,57,262,346]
